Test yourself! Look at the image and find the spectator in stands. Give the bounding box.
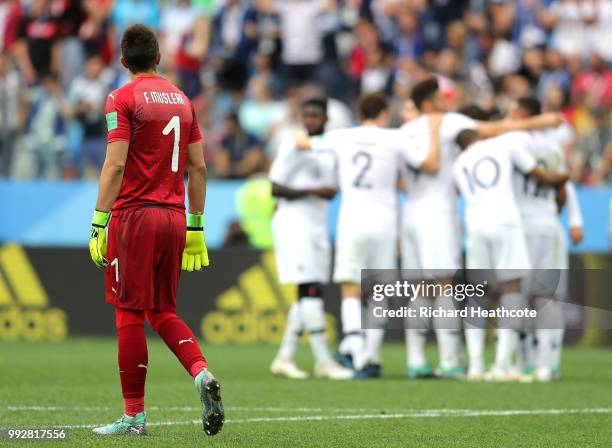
[22,72,70,178]
[79,0,114,64]
[112,0,160,38]
[68,55,111,178]
[238,73,283,142]
[393,8,424,60]
[213,112,266,179]
[211,0,257,60]
[161,0,210,98]
[13,0,62,85]
[0,0,21,54]
[277,0,333,83]
[360,43,393,94]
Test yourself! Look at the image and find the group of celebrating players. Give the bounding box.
[269,78,584,383]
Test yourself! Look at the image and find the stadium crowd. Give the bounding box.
[0,0,610,183]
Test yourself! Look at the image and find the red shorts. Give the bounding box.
[105,206,186,312]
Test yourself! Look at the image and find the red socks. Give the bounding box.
[115,308,147,416]
[114,307,208,417]
[146,310,208,378]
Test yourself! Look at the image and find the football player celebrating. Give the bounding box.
[269,98,353,380]
[88,25,223,436]
[508,97,584,381]
[453,129,568,381]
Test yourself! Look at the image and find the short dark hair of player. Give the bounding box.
[456,129,479,150]
[516,96,541,117]
[121,24,160,73]
[302,97,328,115]
[357,92,389,120]
[411,77,439,111]
[458,104,491,121]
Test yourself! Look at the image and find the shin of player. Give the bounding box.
[88,24,223,436]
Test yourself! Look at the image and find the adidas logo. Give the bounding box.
[200,252,336,345]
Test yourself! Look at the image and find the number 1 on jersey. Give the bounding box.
[163,115,180,172]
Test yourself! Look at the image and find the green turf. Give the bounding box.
[1,339,611,447]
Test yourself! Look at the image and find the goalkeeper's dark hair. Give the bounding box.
[516,96,541,117]
[302,97,328,115]
[121,24,159,73]
[357,92,389,120]
[411,77,439,111]
[456,129,479,150]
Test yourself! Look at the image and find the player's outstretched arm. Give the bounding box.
[183,140,209,272]
[89,141,129,268]
[475,113,564,138]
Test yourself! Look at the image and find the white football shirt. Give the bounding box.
[453,132,537,231]
[513,130,566,229]
[269,135,337,227]
[401,112,477,215]
[313,126,402,227]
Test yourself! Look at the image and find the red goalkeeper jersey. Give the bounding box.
[104,75,202,211]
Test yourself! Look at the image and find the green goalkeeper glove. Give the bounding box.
[89,210,110,268]
[182,212,209,272]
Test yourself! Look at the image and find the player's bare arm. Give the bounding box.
[272,182,336,200]
[564,181,585,245]
[89,141,129,268]
[183,139,210,272]
[95,141,130,212]
[187,140,207,214]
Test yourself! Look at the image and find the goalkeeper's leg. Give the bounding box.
[147,310,224,436]
[93,308,148,435]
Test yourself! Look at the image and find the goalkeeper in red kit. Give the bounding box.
[87,24,223,436]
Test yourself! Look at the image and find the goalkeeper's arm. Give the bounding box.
[89,141,129,268]
[95,141,129,212]
[187,139,207,215]
[183,139,209,272]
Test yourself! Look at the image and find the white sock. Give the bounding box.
[405,296,430,368]
[551,329,564,370]
[300,297,332,363]
[406,329,427,367]
[465,296,486,373]
[535,297,565,370]
[433,296,462,370]
[494,329,518,370]
[495,292,527,370]
[277,302,302,361]
[516,330,536,372]
[464,324,485,373]
[338,297,366,369]
[365,329,385,365]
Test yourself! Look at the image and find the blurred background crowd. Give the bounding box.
[0,0,611,184]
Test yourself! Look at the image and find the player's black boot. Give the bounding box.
[195,370,225,436]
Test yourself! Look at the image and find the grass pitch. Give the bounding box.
[1,339,612,447]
